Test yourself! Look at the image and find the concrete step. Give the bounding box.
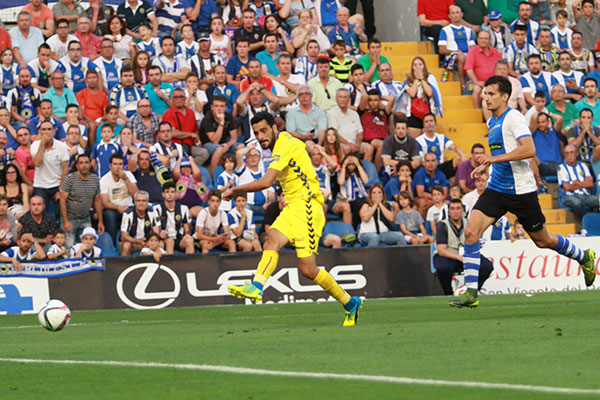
[447,137,488,156]
[543,208,567,224]
[438,109,483,124]
[545,223,577,236]
[539,194,553,209]
[360,41,433,56]
[442,95,476,109]
[438,123,488,138]
[439,81,462,96]
[385,54,439,70]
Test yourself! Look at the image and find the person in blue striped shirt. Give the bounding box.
[558,144,599,220]
[228,192,261,252]
[0,232,45,271]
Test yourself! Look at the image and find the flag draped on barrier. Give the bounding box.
[0,259,105,278]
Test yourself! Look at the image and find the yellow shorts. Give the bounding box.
[270,197,325,258]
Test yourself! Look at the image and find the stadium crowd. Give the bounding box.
[0,0,597,274]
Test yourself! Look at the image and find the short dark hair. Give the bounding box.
[120,65,134,76]
[207,189,221,200]
[350,64,364,74]
[139,22,152,31]
[580,108,593,117]
[518,1,531,9]
[534,90,546,99]
[278,53,293,63]
[148,65,162,74]
[471,143,485,153]
[243,8,256,15]
[528,54,542,63]
[556,9,568,19]
[251,111,276,127]
[160,36,175,46]
[40,99,53,107]
[394,118,408,127]
[316,57,330,65]
[449,198,464,208]
[264,32,278,42]
[159,121,172,130]
[582,0,595,6]
[213,94,228,104]
[484,75,512,98]
[68,40,80,50]
[85,69,98,78]
[110,153,124,163]
[431,185,444,195]
[333,39,346,48]
[367,88,380,96]
[56,18,69,27]
[233,192,247,200]
[53,229,66,237]
[162,181,176,192]
[66,103,79,113]
[422,113,436,122]
[584,77,598,87]
[236,39,250,46]
[572,30,583,39]
[368,38,381,47]
[146,231,161,242]
[513,24,528,33]
[38,43,50,52]
[537,111,549,120]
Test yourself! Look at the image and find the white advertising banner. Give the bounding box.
[0,278,50,315]
[480,237,600,295]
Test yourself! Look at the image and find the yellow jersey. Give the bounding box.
[268,131,324,204]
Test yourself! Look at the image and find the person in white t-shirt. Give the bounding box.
[70,226,103,259]
[195,189,235,254]
[140,231,167,262]
[425,185,446,236]
[99,153,138,244]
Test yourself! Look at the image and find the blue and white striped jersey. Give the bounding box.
[415,132,454,164]
[551,70,585,95]
[486,108,536,195]
[1,246,36,261]
[519,71,553,103]
[438,24,475,53]
[558,161,592,196]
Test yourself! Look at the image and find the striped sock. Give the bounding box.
[463,242,481,291]
[553,234,584,263]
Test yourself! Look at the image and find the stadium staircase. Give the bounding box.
[360,41,577,236]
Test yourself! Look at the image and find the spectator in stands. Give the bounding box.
[328,40,353,86]
[14,128,34,186]
[126,98,159,146]
[344,64,369,112]
[425,185,446,235]
[0,194,18,252]
[185,0,218,36]
[285,85,326,146]
[552,52,585,103]
[336,153,369,227]
[327,7,367,57]
[236,82,280,145]
[28,100,66,139]
[190,32,223,90]
[22,0,55,38]
[0,110,17,154]
[59,153,103,248]
[537,28,560,72]
[547,84,579,137]
[396,190,434,245]
[154,0,188,40]
[28,44,60,94]
[47,19,78,61]
[172,156,207,218]
[461,170,487,216]
[569,31,594,74]
[134,24,161,60]
[414,152,449,217]
[109,66,147,123]
[153,37,190,89]
[72,16,101,60]
[76,70,107,141]
[278,0,317,30]
[104,16,134,62]
[116,0,158,41]
[199,94,238,171]
[455,143,485,194]
[140,231,165,261]
[509,1,539,46]
[95,38,123,93]
[358,38,389,84]
[384,160,414,206]
[485,9,512,53]
[227,40,253,87]
[0,232,45,270]
[291,9,326,57]
[233,9,265,58]
[227,192,261,252]
[308,58,343,112]
[416,113,466,179]
[65,126,86,167]
[207,65,239,115]
[434,198,493,295]
[143,66,173,116]
[552,9,572,51]
[371,63,404,120]
[176,25,199,62]
[30,120,69,210]
[524,91,548,131]
[322,128,346,170]
[417,0,454,54]
[87,0,114,36]
[120,190,158,256]
[270,54,304,113]
[8,68,42,129]
[263,14,293,55]
[575,78,600,126]
[572,0,600,51]
[52,0,86,33]
[398,56,443,138]
[256,34,281,76]
[10,12,46,68]
[235,147,275,216]
[126,149,163,204]
[558,144,599,219]
[70,226,103,258]
[294,39,319,82]
[18,195,56,247]
[438,5,475,90]
[521,54,553,107]
[361,89,395,170]
[491,60,527,120]
[148,121,182,170]
[0,49,19,95]
[382,119,421,175]
[465,30,502,109]
[59,40,101,94]
[358,183,405,247]
[567,108,600,168]
[239,59,275,93]
[531,112,564,185]
[94,105,123,143]
[0,164,29,219]
[100,153,138,243]
[42,71,78,121]
[503,24,538,79]
[196,188,235,253]
[327,87,367,158]
[182,73,207,126]
[455,0,488,31]
[153,181,195,254]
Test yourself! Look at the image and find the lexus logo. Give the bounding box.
[116,263,180,310]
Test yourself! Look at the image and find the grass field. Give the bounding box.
[2,291,600,399]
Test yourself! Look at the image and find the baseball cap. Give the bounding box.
[488,10,502,20]
[198,32,210,41]
[181,157,191,167]
[80,227,98,240]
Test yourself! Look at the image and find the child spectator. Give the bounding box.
[183,74,208,129]
[195,189,236,254]
[62,104,88,148]
[329,40,354,84]
[216,154,238,212]
[47,229,68,260]
[426,185,446,236]
[176,24,200,61]
[140,231,167,262]
[0,232,46,270]
[384,160,414,208]
[135,23,161,59]
[228,192,262,252]
[396,191,434,245]
[70,227,103,259]
[503,23,538,78]
[551,10,572,51]
[512,219,526,241]
[448,182,462,201]
[154,181,195,255]
[173,157,208,218]
[92,123,123,177]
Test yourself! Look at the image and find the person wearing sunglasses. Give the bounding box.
[307,58,343,112]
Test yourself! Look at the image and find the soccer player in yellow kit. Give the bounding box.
[223,112,362,326]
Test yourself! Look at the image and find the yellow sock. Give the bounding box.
[313,269,351,305]
[253,250,279,286]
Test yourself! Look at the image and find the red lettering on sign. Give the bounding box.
[496,257,511,280]
[528,255,548,279]
[516,251,526,279]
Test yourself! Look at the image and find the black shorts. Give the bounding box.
[407,115,423,129]
[438,159,456,179]
[473,189,546,232]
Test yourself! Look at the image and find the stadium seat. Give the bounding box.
[213,165,224,183]
[199,166,213,189]
[582,213,600,236]
[362,160,381,188]
[542,175,558,183]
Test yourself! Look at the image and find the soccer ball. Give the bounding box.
[38,299,71,332]
[453,285,467,297]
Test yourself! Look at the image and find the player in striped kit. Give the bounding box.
[449,75,596,308]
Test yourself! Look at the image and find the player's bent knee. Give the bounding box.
[298,258,319,280]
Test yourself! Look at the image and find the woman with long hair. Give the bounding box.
[322,127,346,171]
[264,15,294,54]
[0,48,18,94]
[132,51,151,85]
[334,152,368,227]
[105,15,134,61]
[278,0,317,29]
[398,56,444,138]
[0,163,29,219]
[358,183,405,247]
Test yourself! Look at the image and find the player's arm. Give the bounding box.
[223,168,279,201]
[477,136,536,167]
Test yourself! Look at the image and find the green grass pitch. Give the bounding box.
[2,291,600,399]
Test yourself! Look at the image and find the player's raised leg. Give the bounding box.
[448,209,497,308]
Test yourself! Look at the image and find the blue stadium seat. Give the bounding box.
[199,166,213,189]
[213,165,224,183]
[542,175,557,183]
[582,213,600,236]
[326,212,342,221]
[362,160,381,188]
[424,220,433,236]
